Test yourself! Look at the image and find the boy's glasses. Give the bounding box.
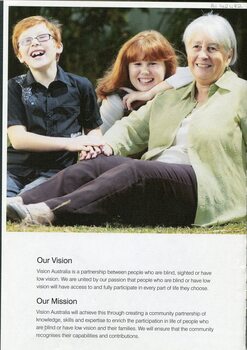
[18,34,53,47]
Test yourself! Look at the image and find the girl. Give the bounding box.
[97,30,192,134]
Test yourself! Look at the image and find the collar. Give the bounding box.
[181,68,236,101]
[25,65,72,87]
[25,70,36,86]
[55,65,72,86]
[213,68,236,91]
[181,81,197,102]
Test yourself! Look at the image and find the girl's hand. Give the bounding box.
[121,81,173,110]
[121,87,154,110]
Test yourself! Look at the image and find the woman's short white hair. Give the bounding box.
[183,13,237,65]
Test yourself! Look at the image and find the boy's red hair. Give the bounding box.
[12,15,62,56]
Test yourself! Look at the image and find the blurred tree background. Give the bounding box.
[8,5,247,86]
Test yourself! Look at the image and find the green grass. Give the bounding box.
[6,220,246,234]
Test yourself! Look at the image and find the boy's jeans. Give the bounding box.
[7,170,59,197]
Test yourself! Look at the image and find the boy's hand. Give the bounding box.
[7,125,105,153]
[65,135,105,152]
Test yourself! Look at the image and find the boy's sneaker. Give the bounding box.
[7,196,23,205]
[7,202,54,226]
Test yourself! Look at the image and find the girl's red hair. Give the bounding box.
[96,30,177,100]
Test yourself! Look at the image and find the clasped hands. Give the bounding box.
[79,143,113,160]
[69,88,152,160]
[65,134,113,160]
[73,135,113,161]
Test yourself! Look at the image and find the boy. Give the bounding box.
[7,15,103,197]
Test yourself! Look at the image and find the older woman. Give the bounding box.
[7,13,247,227]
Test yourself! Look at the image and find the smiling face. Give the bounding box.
[17,23,63,72]
[128,60,166,91]
[186,32,232,86]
